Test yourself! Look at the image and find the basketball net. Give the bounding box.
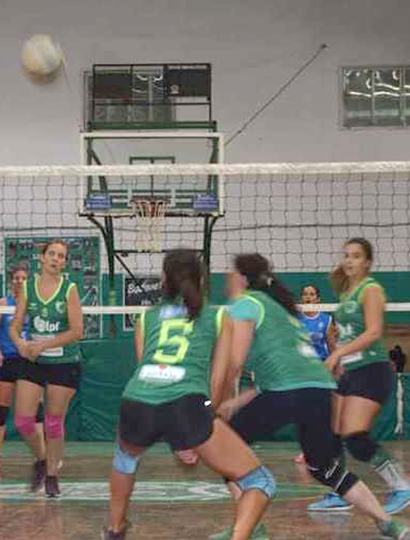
[132,198,168,252]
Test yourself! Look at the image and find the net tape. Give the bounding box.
[2,161,410,177]
[0,304,407,315]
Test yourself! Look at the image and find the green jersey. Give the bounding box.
[335,277,388,371]
[123,303,224,405]
[227,291,336,392]
[24,275,80,365]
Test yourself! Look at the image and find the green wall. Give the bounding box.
[5,338,406,442]
[102,271,410,338]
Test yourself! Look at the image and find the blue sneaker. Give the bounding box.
[308,492,353,512]
[384,490,410,515]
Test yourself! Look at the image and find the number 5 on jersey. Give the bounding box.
[153,320,194,364]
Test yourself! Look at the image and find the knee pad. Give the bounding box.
[113,443,140,475]
[15,415,36,437]
[307,459,359,497]
[45,414,64,440]
[344,431,378,462]
[0,406,9,426]
[35,403,44,424]
[235,466,276,499]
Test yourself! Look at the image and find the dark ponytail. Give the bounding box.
[163,249,204,320]
[234,253,298,317]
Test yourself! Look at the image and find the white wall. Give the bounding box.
[1,0,410,165]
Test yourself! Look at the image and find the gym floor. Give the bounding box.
[0,441,409,539]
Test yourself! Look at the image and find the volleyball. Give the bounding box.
[21,34,63,77]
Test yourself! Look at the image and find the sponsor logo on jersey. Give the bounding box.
[33,315,61,333]
[343,301,358,314]
[56,301,66,314]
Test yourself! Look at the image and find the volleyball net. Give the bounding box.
[0,161,409,317]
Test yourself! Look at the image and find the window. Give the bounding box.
[342,66,410,128]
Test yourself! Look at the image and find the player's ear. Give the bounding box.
[241,273,249,289]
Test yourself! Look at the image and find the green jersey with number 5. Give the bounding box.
[335,277,388,371]
[227,291,336,392]
[123,303,224,405]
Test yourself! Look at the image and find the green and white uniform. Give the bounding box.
[227,290,336,391]
[335,277,388,371]
[123,302,224,405]
[24,274,80,364]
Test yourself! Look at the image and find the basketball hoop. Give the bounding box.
[131,197,168,252]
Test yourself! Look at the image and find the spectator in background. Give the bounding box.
[390,345,406,373]
[299,284,336,361]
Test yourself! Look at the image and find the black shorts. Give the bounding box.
[230,387,336,470]
[19,360,81,390]
[0,356,27,383]
[337,362,393,405]
[119,394,215,451]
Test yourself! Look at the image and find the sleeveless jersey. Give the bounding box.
[334,277,388,371]
[0,295,29,357]
[123,303,224,405]
[24,275,80,364]
[300,311,332,361]
[227,291,336,392]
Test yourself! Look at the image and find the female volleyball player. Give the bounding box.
[299,284,335,361]
[212,253,408,540]
[10,239,83,498]
[309,238,410,514]
[0,265,46,489]
[103,249,274,540]
[295,284,336,464]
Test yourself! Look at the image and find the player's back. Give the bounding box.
[123,302,222,405]
[232,291,336,392]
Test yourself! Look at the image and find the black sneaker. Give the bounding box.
[100,521,130,540]
[45,475,61,498]
[30,459,46,492]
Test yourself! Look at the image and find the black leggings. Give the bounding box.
[230,387,336,470]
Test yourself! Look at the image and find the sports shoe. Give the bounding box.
[384,490,410,515]
[377,519,410,539]
[307,492,353,512]
[30,459,46,492]
[45,475,61,498]
[209,522,269,540]
[101,521,130,540]
[294,453,306,464]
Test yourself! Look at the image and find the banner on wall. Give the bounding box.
[123,275,162,331]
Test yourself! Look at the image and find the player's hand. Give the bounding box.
[17,339,30,360]
[324,352,340,374]
[333,361,345,380]
[216,399,237,422]
[174,449,199,466]
[25,341,46,361]
[0,351,3,367]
